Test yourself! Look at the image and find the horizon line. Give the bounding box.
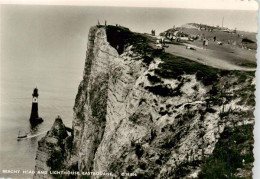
[0,0,258,11]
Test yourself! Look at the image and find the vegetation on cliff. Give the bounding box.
[40,117,74,178]
[198,124,254,179]
[105,25,255,88]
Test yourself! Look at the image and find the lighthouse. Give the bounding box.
[29,88,43,125]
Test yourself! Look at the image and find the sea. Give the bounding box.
[0,5,258,178]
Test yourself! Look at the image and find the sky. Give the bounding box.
[0,0,258,10]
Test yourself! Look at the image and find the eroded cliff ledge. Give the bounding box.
[34,25,255,179]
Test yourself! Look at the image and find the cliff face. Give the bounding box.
[34,26,255,179]
[34,117,68,179]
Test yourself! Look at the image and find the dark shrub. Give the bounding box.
[47,150,64,171]
[146,74,162,84]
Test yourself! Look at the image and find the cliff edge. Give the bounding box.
[34,25,255,179]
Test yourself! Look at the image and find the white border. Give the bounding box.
[254,1,260,179]
[0,0,259,178]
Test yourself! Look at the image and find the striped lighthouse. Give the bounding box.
[29,88,43,125]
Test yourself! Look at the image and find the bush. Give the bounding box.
[135,144,144,159]
[106,25,153,55]
[206,108,216,113]
[145,85,173,96]
[198,124,254,178]
[238,62,257,68]
[145,82,182,97]
[146,74,162,84]
[143,56,153,65]
[242,38,255,44]
[47,150,64,171]
[66,135,73,152]
[129,113,140,123]
[153,53,221,86]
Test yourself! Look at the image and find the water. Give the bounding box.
[0,5,257,178]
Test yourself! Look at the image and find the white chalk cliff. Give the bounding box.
[34,26,255,179]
